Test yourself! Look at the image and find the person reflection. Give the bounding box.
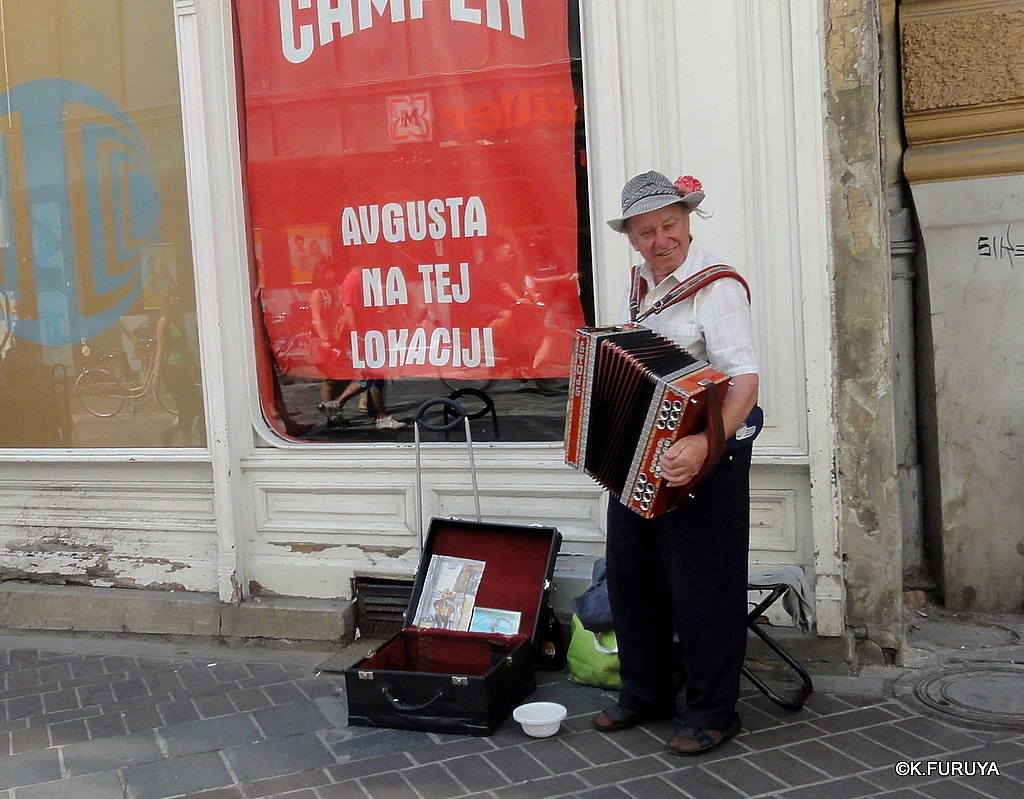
[523,226,580,374]
[312,261,406,430]
[153,288,203,446]
[310,258,349,426]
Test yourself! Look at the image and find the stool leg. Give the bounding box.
[744,585,814,711]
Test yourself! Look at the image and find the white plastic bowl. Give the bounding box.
[512,701,568,737]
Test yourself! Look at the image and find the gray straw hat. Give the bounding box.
[606,170,705,233]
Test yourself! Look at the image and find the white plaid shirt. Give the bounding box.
[622,242,758,377]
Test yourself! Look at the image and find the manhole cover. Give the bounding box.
[913,664,1024,728]
[908,617,1019,649]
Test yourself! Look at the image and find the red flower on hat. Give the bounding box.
[674,175,703,195]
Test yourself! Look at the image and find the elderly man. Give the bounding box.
[594,171,760,756]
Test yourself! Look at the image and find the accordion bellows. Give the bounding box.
[565,324,731,518]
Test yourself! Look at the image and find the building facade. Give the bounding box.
[0,1,907,665]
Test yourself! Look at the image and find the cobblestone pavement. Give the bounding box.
[1,632,1022,799]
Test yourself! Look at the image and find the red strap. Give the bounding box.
[629,264,750,323]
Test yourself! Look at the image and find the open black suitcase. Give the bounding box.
[344,398,562,736]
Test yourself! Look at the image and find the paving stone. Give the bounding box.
[35,663,74,685]
[84,712,129,740]
[194,693,238,719]
[579,752,675,788]
[490,773,589,799]
[69,659,108,680]
[620,774,691,799]
[0,748,62,791]
[7,693,43,720]
[78,683,116,707]
[857,722,946,759]
[316,780,375,799]
[122,705,166,734]
[563,730,635,766]
[484,745,552,783]
[441,752,512,793]
[6,669,42,689]
[222,733,337,783]
[323,749,415,778]
[62,730,165,776]
[776,775,879,799]
[357,770,420,799]
[701,756,789,794]
[292,676,340,700]
[743,749,831,787]
[207,663,250,683]
[405,734,495,765]
[157,697,202,727]
[228,687,274,713]
[122,750,233,799]
[178,789,246,799]
[593,724,671,758]
[113,678,152,702]
[916,780,994,799]
[519,737,590,775]
[660,765,744,799]
[251,699,332,738]
[810,706,902,735]
[10,724,50,754]
[49,717,91,746]
[326,728,434,763]
[34,704,99,726]
[144,671,186,695]
[41,687,80,713]
[821,731,902,769]
[262,682,306,705]
[954,774,1024,799]
[160,713,263,757]
[892,716,989,752]
[17,771,125,799]
[243,769,331,798]
[401,762,468,799]
[737,721,824,750]
[880,790,933,799]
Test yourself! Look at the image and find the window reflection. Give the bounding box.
[237,0,591,443]
[0,0,203,448]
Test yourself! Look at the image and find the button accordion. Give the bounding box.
[564,324,730,518]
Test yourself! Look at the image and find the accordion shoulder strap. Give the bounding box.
[629,263,750,323]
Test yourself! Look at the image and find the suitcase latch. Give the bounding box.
[358,670,374,681]
[451,676,468,686]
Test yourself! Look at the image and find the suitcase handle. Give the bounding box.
[383,686,445,712]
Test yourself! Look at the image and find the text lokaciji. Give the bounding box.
[280,0,527,65]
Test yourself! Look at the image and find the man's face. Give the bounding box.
[625,203,691,278]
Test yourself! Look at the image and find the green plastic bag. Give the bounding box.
[566,613,622,690]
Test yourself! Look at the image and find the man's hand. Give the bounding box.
[659,433,709,487]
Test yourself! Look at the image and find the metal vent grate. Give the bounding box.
[353,577,414,639]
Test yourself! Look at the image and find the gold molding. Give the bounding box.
[901,0,1024,180]
[904,101,1024,144]
[903,132,1024,182]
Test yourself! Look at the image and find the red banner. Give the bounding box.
[236,0,586,381]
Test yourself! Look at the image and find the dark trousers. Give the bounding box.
[605,444,752,730]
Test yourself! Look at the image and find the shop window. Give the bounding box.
[0,0,204,448]
[235,0,592,443]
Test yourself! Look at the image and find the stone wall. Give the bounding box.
[826,0,905,660]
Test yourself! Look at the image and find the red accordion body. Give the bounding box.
[564,324,730,518]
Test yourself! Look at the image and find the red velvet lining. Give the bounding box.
[413,521,555,638]
[363,629,528,676]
